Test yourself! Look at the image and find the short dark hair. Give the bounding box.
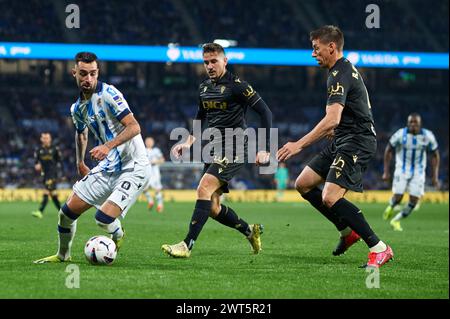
[408,113,422,120]
[202,43,225,55]
[310,25,344,51]
[75,52,98,65]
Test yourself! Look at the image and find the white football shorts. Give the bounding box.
[392,170,425,197]
[147,170,163,190]
[73,163,151,218]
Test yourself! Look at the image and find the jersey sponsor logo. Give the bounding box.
[106,86,119,97]
[113,95,124,105]
[243,85,256,99]
[202,100,228,110]
[40,155,53,161]
[328,82,345,97]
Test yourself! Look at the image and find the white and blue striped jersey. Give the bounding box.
[146,147,163,176]
[389,127,438,177]
[70,81,149,173]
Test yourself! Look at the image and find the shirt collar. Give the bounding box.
[213,70,232,85]
[329,57,346,72]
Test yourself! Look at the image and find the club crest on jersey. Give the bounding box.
[220,86,226,94]
[332,70,339,77]
[97,98,102,106]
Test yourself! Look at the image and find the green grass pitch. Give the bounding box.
[0,201,448,298]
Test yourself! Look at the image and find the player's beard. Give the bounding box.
[79,80,96,95]
[208,71,217,81]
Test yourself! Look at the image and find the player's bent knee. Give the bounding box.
[322,192,341,208]
[209,203,221,218]
[295,178,311,195]
[196,184,214,199]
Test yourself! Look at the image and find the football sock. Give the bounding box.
[95,210,124,241]
[183,200,211,250]
[39,194,49,213]
[302,188,348,231]
[156,192,163,205]
[389,196,401,209]
[57,204,79,260]
[145,191,153,204]
[339,227,353,237]
[393,202,416,221]
[369,241,388,253]
[329,198,380,248]
[213,205,251,236]
[51,195,61,210]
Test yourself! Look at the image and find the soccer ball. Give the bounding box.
[84,236,117,265]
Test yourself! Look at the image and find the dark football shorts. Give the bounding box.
[202,159,245,194]
[201,136,249,193]
[307,137,376,192]
[43,177,57,191]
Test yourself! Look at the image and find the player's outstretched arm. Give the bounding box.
[172,135,195,159]
[252,99,272,166]
[382,144,394,181]
[431,149,440,188]
[277,103,343,161]
[90,113,140,161]
[75,128,90,177]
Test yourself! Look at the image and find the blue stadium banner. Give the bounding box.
[0,42,448,69]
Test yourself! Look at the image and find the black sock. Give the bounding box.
[302,188,348,231]
[389,196,401,208]
[38,194,49,213]
[52,195,61,210]
[213,205,251,236]
[329,198,380,247]
[401,202,416,218]
[183,200,212,250]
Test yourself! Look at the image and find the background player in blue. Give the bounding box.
[277,26,393,268]
[34,52,150,263]
[382,113,440,231]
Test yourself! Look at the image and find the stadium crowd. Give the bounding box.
[1,0,447,51]
[0,65,447,191]
[0,0,448,191]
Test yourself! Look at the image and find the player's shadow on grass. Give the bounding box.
[268,253,362,266]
